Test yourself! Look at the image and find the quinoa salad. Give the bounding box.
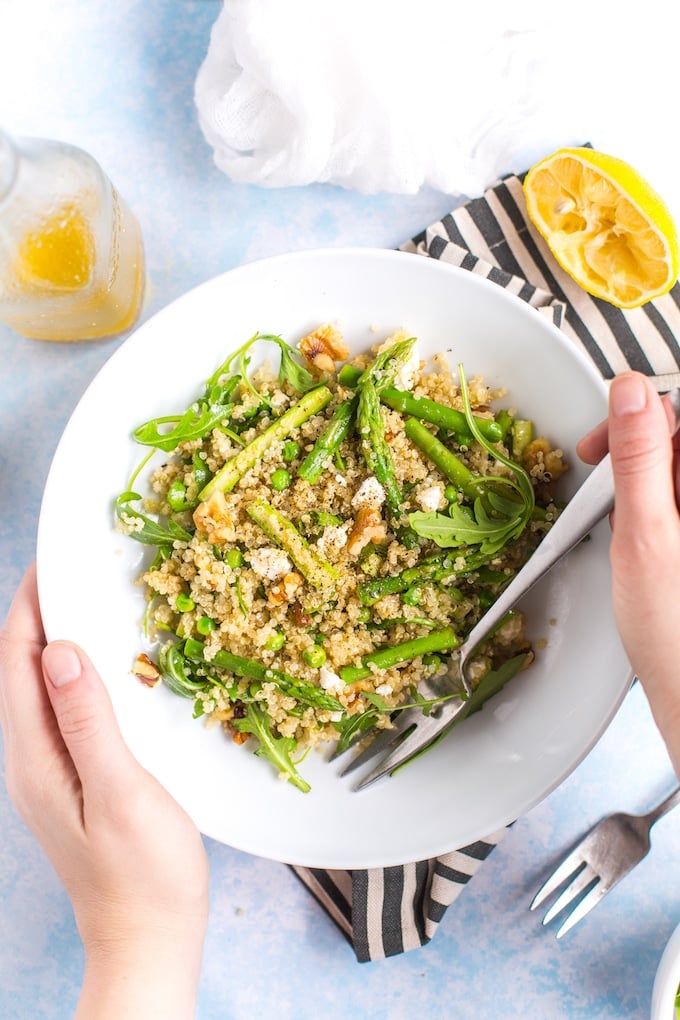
[116,326,568,792]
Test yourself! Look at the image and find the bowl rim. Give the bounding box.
[652,920,680,1018]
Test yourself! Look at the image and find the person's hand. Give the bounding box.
[577,371,680,776]
[0,565,210,1019]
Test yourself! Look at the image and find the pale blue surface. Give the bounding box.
[1,5,680,1019]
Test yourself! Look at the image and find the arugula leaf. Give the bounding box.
[453,652,530,723]
[159,643,209,698]
[133,403,234,452]
[409,364,535,553]
[410,486,527,555]
[133,371,241,453]
[115,491,193,551]
[334,708,382,755]
[232,702,311,793]
[226,332,317,397]
[272,336,318,393]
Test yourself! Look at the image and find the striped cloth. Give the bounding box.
[290,166,680,963]
[292,828,509,962]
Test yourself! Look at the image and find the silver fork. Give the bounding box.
[530,784,680,938]
[338,388,680,790]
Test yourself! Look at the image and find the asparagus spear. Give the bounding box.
[199,386,333,499]
[356,377,402,513]
[246,498,339,587]
[337,364,503,443]
[183,638,343,712]
[357,549,492,606]
[298,395,358,483]
[338,627,459,684]
[404,417,480,499]
[356,336,418,391]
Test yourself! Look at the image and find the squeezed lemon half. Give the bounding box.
[523,147,679,309]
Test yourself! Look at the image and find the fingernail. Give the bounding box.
[610,374,648,417]
[43,643,83,688]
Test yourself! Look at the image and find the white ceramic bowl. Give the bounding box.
[37,247,631,868]
[652,922,680,1019]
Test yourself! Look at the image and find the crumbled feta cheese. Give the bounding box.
[319,666,344,694]
[377,337,420,391]
[375,683,393,696]
[351,475,386,510]
[247,547,292,581]
[329,711,343,722]
[316,523,349,559]
[416,483,446,512]
[393,341,420,391]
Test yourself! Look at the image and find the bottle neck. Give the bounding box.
[0,129,18,206]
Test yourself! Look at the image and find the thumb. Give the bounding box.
[607,372,677,537]
[41,641,138,803]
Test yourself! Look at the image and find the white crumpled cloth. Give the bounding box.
[194,0,670,198]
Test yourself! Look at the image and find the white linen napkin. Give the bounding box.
[194,0,607,196]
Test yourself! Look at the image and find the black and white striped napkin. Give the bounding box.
[290,164,680,963]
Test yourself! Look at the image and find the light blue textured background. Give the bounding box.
[1,4,679,1018]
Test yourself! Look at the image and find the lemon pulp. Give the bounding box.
[523,147,679,309]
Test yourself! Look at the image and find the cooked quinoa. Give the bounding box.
[117,326,568,792]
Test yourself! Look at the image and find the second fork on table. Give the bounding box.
[530,784,680,938]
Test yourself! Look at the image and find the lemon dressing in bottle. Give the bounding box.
[0,128,144,340]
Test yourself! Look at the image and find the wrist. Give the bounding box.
[77,929,206,1020]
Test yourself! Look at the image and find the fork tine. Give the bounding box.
[353,698,468,789]
[337,709,421,776]
[541,863,599,925]
[530,846,590,911]
[554,881,609,939]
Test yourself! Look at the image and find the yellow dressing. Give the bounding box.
[16,201,95,291]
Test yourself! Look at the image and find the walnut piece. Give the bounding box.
[298,325,350,374]
[193,490,235,544]
[267,571,304,606]
[522,438,568,482]
[132,653,162,688]
[346,506,387,558]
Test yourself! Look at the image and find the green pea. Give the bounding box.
[270,468,292,491]
[302,645,326,668]
[282,440,301,463]
[422,653,441,668]
[197,616,216,635]
[264,630,285,651]
[444,484,459,504]
[167,478,188,511]
[226,548,244,569]
[176,593,195,612]
[193,451,211,491]
[402,586,422,606]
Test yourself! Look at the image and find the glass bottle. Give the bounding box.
[0,128,145,341]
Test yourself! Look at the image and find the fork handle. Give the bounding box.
[458,386,680,671]
[644,783,680,827]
